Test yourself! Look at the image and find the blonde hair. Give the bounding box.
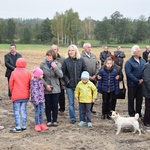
[148,53,150,61]
[66,44,81,59]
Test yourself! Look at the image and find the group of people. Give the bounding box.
[1,43,150,132]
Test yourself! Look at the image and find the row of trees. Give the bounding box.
[0,9,150,45]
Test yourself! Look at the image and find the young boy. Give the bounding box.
[75,71,97,127]
[9,58,31,133]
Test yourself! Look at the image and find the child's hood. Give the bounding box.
[16,58,26,68]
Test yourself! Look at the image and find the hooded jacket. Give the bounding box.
[9,58,31,102]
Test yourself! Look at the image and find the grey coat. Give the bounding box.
[40,59,63,94]
[142,61,150,98]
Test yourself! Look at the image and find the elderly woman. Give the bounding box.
[142,53,150,127]
[40,50,63,127]
[62,45,87,124]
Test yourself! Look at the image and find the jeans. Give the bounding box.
[45,93,59,122]
[34,103,44,125]
[13,100,28,128]
[79,103,91,122]
[66,88,76,121]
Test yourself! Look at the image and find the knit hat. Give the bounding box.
[81,71,89,79]
[33,68,43,77]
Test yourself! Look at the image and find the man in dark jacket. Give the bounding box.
[114,46,126,69]
[125,45,146,117]
[4,43,22,98]
[142,46,150,62]
[100,46,111,66]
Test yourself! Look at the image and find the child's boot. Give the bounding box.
[34,125,41,132]
[40,123,48,130]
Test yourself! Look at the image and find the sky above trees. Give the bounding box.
[1,0,150,20]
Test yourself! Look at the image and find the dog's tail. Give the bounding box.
[134,113,139,120]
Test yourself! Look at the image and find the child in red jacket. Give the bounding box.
[9,58,31,133]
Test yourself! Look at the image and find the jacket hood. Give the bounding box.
[16,58,26,68]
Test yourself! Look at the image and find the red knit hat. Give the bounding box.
[33,68,43,77]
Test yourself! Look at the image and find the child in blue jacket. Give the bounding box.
[98,58,119,119]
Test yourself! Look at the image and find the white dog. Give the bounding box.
[111,111,141,135]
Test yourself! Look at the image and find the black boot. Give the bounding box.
[101,114,105,119]
[90,103,96,114]
[106,114,111,120]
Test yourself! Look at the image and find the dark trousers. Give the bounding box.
[102,92,114,115]
[128,86,143,117]
[79,103,92,122]
[111,96,117,111]
[58,89,65,112]
[7,77,11,97]
[45,93,59,123]
[144,98,150,125]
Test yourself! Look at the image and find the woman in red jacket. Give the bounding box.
[9,58,31,133]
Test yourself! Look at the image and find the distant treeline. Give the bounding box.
[0,9,150,45]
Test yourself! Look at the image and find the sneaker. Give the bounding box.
[88,122,92,127]
[0,126,4,130]
[47,122,53,127]
[21,127,27,131]
[40,123,48,130]
[53,122,58,127]
[10,127,21,133]
[78,121,86,127]
[70,120,76,124]
[34,125,41,132]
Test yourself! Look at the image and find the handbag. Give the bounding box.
[116,80,126,99]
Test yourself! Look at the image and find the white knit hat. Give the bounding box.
[81,71,89,79]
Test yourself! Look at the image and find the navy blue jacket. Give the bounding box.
[97,67,119,94]
[125,56,146,87]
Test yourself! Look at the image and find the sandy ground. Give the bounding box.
[0,50,150,150]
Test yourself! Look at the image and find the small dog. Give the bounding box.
[111,111,141,135]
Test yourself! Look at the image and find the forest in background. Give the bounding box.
[0,9,150,46]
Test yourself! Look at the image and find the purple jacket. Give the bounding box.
[30,78,45,105]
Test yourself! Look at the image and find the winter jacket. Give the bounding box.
[97,67,119,94]
[56,53,65,89]
[100,51,111,66]
[125,56,146,87]
[142,50,150,62]
[142,61,150,98]
[114,50,126,68]
[80,51,100,77]
[9,58,31,102]
[101,63,123,81]
[30,78,45,105]
[75,80,97,103]
[40,59,63,94]
[4,52,22,78]
[62,57,87,89]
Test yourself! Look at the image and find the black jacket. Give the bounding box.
[4,52,22,78]
[62,57,87,89]
[142,61,150,98]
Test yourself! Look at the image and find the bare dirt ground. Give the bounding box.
[0,49,150,150]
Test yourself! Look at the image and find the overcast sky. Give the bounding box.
[1,0,150,20]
